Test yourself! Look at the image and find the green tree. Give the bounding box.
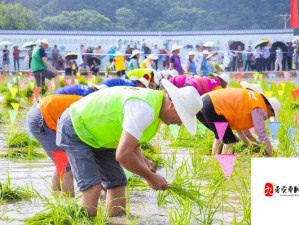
[42,10,112,31]
[0,3,41,30]
[115,7,135,31]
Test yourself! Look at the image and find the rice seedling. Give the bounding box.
[25,194,109,225]
[2,131,46,160]
[157,161,203,208]
[3,92,19,109]
[168,200,192,225]
[229,157,251,225]
[0,175,37,204]
[141,142,166,168]
[127,176,149,192]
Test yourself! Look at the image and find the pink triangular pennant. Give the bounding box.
[51,151,68,180]
[214,122,228,141]
[283,72,291,79]
[215,154,237,180]
[275,80,281,87]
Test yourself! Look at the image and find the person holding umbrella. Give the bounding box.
[31,39,58,89]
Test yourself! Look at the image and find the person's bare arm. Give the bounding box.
[236,130,250,146]
[42,57,58,74]
[116,131,167,190]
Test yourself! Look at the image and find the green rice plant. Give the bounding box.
[230,158,251,225]
[0,80,8,93]
[195,159,227,225]
[0,112,5,123]
[25,194,109,225]
[19,84,33,98]
[6,131,40,149]
[127,176,149,192]
[3,92,19,109]
[2,131,46,160]
[93,76,103,84]
[77,76,88,85]
[141,142,166,168]
[157,161,203,208]
[0,175,37,204]
[169,200,192,225]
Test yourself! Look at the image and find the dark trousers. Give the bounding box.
[287,56,293,70]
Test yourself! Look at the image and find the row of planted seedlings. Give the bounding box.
[1,78,298,224]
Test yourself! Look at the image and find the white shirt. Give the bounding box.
[122,99,154,140]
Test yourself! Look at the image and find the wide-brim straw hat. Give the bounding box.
[40,39,49,46]
[240,81,281,121]
[171,44,183,52]
[166,69,179,77]
[148,68,162,85]
[130,49,141,58]
[161,79,203,135]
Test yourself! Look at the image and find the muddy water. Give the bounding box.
[0,145,240,224]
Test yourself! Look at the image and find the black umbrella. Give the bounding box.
[229,41,245,51]
[271,41,288,53]
[87,56,101,66]
[65,52,78,61]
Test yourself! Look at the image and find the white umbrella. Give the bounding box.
[22,41,36,48]
[0,41,13,47]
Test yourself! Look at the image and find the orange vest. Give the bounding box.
[209,88,268,130]
[40,95,82,131]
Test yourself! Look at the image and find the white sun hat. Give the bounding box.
[40,39,49,46]
[188,51,195,56]
[161,79,203,135]
[129,49,141,58]
[159,70,170,79]
[240,81,264,93]
[240,81,281,121]
[217,72,231,84]
[171,44,183,52]
[166,69,179,77]
[92,84,108,90]
[148,54,158,60]
[148,68,162,85]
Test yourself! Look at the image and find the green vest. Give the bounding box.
[70,86,164,149]
[31,46,47,72]
[126,68,152,79]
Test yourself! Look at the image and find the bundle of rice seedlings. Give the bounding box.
[6,132,40,149]
[158,161,203,208]
[141,142,166,168]
[0,175,36,203]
